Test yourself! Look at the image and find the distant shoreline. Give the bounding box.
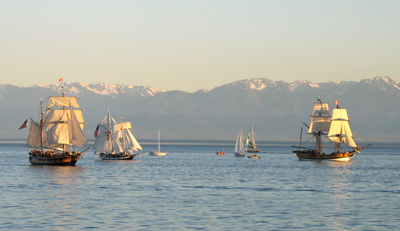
[1,139,398,146]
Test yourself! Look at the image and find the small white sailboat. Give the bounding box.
[149,130,167,156]
[246,124,260,153]
[234,128,246,157]
[93,108,142,160]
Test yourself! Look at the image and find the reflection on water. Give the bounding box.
[25,166,87,227]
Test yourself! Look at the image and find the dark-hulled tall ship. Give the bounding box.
[292,97,369,161]
[21,79,88,166]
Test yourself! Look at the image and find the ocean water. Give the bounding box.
[0,141,399,230]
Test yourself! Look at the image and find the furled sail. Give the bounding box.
[328,108,357,148]
[47,96,80,108]
[308,102,331,133]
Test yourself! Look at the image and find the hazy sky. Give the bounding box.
[1,0,399,92]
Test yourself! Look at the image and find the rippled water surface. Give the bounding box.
[0,141,399,230]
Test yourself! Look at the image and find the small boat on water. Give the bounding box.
[246,124,260,153]
[216,150,225,155]
[93,107,143,160]
[292,96,370,161]
[149,130,167,156]
[20,79,88,166]
[234,128,246,157]
[247,154,260,159]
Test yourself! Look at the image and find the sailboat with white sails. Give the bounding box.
[234,128,246,157]
[20,79,88,166]
[292,97,370,161]
[93,107,142,160]
[149,130,167,156]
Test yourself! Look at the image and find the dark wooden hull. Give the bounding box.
[29,152,82,166]
[99,153,136,160]
[293,150,355,161]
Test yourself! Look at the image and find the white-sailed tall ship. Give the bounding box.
[20,79,88,166]
[93,108,142,160]
[292,97,370,161]
[149,130,167,156]
[234,128,246,157]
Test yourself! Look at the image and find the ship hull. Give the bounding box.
[247,149,260,153]
[234,153,246,157]
[29,152,82,166]
[149,151,166,156]
[99,153,136,160]
[293,150,355,161]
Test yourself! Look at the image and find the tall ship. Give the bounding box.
[93,108,143,160]
[246,124,260,153]
[21,80,88,165]
[292,97,369,161]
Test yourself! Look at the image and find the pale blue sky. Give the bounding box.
[1,0,399,92]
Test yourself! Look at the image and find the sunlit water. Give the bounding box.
[0,141,399,230]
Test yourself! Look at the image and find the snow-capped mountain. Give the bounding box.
[1,76,400,142]
[34,82,165,99]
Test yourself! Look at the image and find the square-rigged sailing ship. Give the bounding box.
[21,80,88,166]
[292,97,370,161]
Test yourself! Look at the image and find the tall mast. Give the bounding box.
[120,117,125,152]
[107,106,114,153]
[158,130,161,151]
[60,78,66,153]
[40,99,44,153]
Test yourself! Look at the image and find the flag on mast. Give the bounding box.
[18,118,29,129]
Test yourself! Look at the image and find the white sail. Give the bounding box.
[93,112,116,153]
[94,111,142,154]
[328,108,357,148]
[26,120,41,147]
[42,101,87,148]
[308,102,331,133]
[45,109,85,129]
[235,128,245,154]
[93,123,113,152]
[122,129,143,152]
[67,106,87,148]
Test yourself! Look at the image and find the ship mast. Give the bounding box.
[308,95,331,154]
[40,99,44,153]
[61,78,67,153]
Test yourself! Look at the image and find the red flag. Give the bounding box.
[19,119,29,129]
[94,124,100,138]
[105,130,110,140]
[334,100,339,105]
[59,77,63,82]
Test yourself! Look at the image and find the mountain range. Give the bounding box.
[1,76,399,143]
